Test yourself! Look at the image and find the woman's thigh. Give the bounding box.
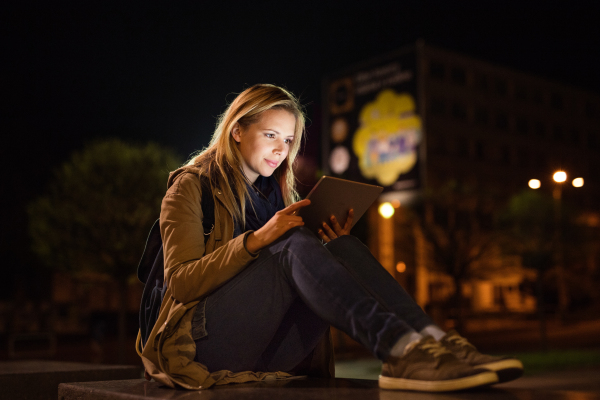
[194,234,327,373]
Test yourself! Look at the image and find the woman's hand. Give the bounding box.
[318,209,354,243]
[245,199,311,253]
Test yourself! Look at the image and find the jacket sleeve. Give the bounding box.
[160,172,258,304]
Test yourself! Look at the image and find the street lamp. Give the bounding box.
[527,170,585,325]
[553,171,567,183]
[379,202,395,219]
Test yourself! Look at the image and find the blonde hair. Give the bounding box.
[187,84,305,225]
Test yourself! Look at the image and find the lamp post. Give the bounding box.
[530,171,584,322]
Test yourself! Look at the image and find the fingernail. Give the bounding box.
[330,216,335,220]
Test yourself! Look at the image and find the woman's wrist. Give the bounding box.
[245,231,264,254]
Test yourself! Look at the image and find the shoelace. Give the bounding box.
[446,334,476,349]
[420,341,452,358]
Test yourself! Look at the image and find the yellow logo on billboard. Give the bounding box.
[352,89,422,186]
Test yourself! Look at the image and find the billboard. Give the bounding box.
[323,46,423,194]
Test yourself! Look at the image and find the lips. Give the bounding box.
[265,159,278,168]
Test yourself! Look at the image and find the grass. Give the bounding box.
[511,348,600,375]
[335,348,600,380]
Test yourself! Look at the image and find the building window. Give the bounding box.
[475,141,485,160]
[429,98,445,116]
[535,152,548,170]
[457,137,470,158]
[495,78,508,97]
[534,121,546,137]
[451,102,467,121]
[474,107,489,125]
[571,128,581,145]
[585,101,597,118]
[430,61,445,80]
[551,92,564,110]
[515,84,527,101]
[451,67,467,86]
[552,125,564,142]
[532,88,544,105]
[516,116,529,135]
[589,131,599,149]
[475,73,489,93]
[495,112,509,131]
[500,146,511,165]
[434,138,448,155]
[517,148,530,167]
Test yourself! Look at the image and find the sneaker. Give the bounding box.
[440,330,524,383]
[379,336,498,392]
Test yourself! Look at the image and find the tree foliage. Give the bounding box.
[28,139,181,281]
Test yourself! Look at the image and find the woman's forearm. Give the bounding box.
[245,231,265,254]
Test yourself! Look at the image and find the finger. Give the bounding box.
[281,199,311,215]
[344,209,354,232]
[321,221,338,239]
[329,215,345,236]
[317,228,331,243]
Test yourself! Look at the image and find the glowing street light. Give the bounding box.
[553,171,567,183]
[572,177,584,188]
[379,202,395,219]
[528,179,541,189]
[396,262,406,273]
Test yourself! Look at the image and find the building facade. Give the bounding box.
[322,41,600,322]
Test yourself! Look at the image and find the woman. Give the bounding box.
[138,84,522,392]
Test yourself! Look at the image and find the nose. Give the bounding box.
[273,138,285,155]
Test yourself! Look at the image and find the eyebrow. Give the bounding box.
[266,129,294,138]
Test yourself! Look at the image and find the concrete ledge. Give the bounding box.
[57,376,600,400]
[59,378,380,400]
[0,360,142,400]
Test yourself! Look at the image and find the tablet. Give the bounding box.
[297,176,383,235]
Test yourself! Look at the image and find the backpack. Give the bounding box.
[137,177,215,348]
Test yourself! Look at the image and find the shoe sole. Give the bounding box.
[379,371,498,392]
[479,359,524,383]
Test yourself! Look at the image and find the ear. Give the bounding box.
[231,123,242,143]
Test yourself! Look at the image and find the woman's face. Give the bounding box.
[232,108,296,183]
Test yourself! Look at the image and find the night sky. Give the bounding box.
[2,2,600,297]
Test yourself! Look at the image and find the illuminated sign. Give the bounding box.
[324,47,422,192]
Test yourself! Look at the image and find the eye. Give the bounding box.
[265,133,275,139]
[284,138,293,145]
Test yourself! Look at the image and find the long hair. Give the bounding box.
[187,84,305,225]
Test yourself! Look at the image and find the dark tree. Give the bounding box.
[410,180,497,333]
[28,139,181,362]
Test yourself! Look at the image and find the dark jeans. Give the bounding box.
[194,227,433,373]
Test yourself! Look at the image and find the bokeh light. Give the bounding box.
[572,177,584,187]
[553,171,567,183]
[379,202,395,219]
[396,262,406,273]
[528,179,541,189]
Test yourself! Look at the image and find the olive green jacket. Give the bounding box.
[136,166,334,389]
